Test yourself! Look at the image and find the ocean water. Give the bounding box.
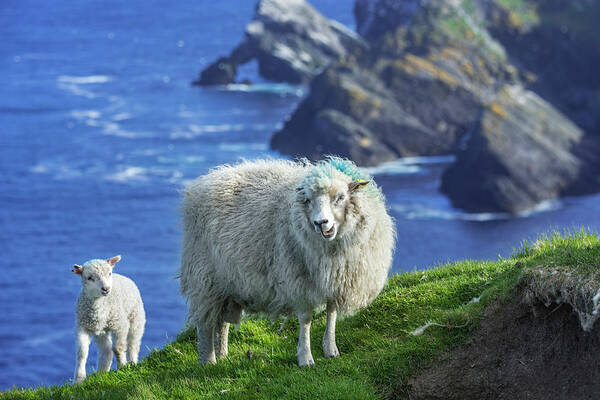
[1,0,599,390]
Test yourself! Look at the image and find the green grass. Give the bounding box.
[4,230,599,399]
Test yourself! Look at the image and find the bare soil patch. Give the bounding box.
[407,291,600,400]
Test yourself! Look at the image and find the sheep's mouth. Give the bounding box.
[101,289,110,296]
[320,225,336,240]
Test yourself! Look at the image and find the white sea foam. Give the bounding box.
[57,75,112,84]
[57,83,97,99]
[221,83,304,96]
[360,155,455,176]
[391,204,509,221]
[105,167,149,183]
[360,161,421,175]
[112,112,132,121]
[391,198,562,222]
[218,143,268,152]
[71,110,101,120]
[25,330,72,347]
[170,123,275,139]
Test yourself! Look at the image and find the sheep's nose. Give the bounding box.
[102,286,111,292]
[313,219,329,227]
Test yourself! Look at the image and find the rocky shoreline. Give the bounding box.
[195,0,600,214]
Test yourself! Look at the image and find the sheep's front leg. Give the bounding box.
[197,320,216,365]
[322,301,340,358]
[94,333,113,372]
[297,310,314,366]
[112,328,128,368]
[74,329,91,383]
[214,319,230,359]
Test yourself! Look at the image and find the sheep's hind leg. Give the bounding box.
[297,310,315,366]
[197,320,216,365]
[94,332,113,372]
[322,301,340,358]
[74,329,91,383]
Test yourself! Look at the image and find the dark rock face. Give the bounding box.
[194,0,365,85]
[441,85,587,214]
[354,0,424,40]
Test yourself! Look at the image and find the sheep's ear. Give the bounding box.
[107,255,121,267]
[72,265,83,275]
[349,180,370,192]
[295,187,303,192]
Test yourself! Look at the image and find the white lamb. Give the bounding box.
[179,157,395,366]
[72,255,146,383]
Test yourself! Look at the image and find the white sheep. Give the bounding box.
[72,255,145,383]
[179,157,395,366]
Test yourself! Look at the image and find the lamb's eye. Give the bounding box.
[337,194,345,202]
[109,272,112,276]
[87,276,93,281]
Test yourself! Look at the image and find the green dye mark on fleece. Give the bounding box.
[304,156,385,202]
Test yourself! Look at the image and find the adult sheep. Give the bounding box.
[179,157,395,366]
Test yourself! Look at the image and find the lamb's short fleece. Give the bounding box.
[73,255,145,382]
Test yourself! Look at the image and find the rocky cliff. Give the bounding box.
[194,0,365,85]
[195,0,600,214]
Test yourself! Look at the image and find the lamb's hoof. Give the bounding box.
[74,375,85,384]
[297,354,315,367]
[198,356,217,365]
[323,345,340,358]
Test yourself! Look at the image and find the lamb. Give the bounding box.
[72,255,145,383]
[179,157,395,366]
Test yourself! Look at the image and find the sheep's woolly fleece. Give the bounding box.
[179,156,395,325]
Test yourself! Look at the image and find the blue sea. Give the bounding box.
[1,0,599,390]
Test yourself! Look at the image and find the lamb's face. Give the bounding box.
[72,255,121,298]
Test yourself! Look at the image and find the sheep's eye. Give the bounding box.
[109,272,112,276]
[337,194,345,202]
[87,276,93,281]
[303,198,311,205]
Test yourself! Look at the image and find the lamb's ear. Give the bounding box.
[107,255,121,267]
[349,180,370,192]
[72,265,83,275]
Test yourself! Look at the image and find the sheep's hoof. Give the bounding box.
[323,345,340,358]
[74,376,85,384]
[297,354,315,367]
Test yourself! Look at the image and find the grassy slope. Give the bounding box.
[5,230,599,400]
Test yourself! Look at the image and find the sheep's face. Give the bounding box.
[297,180,369,241]
[72,255,121,298]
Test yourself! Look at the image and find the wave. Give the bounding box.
[170,123,276,139]
[57,75,112,84]
[391,199,562,222]
[25,330,72,348]
[105,167,149,183]
[30,162,83,180]
[220,83,304,96]
[360,155,455,176]
[71,109,101,120]
[218,143,268,152]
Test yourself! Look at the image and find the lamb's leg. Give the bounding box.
[197,320,216,365]
[94,333,113,372]
[297,310,314,366]
[214,318,230,359]
[74,329,91,383]
[127,315,145,364]
[112,328,128,368]
[322,301,340,358]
